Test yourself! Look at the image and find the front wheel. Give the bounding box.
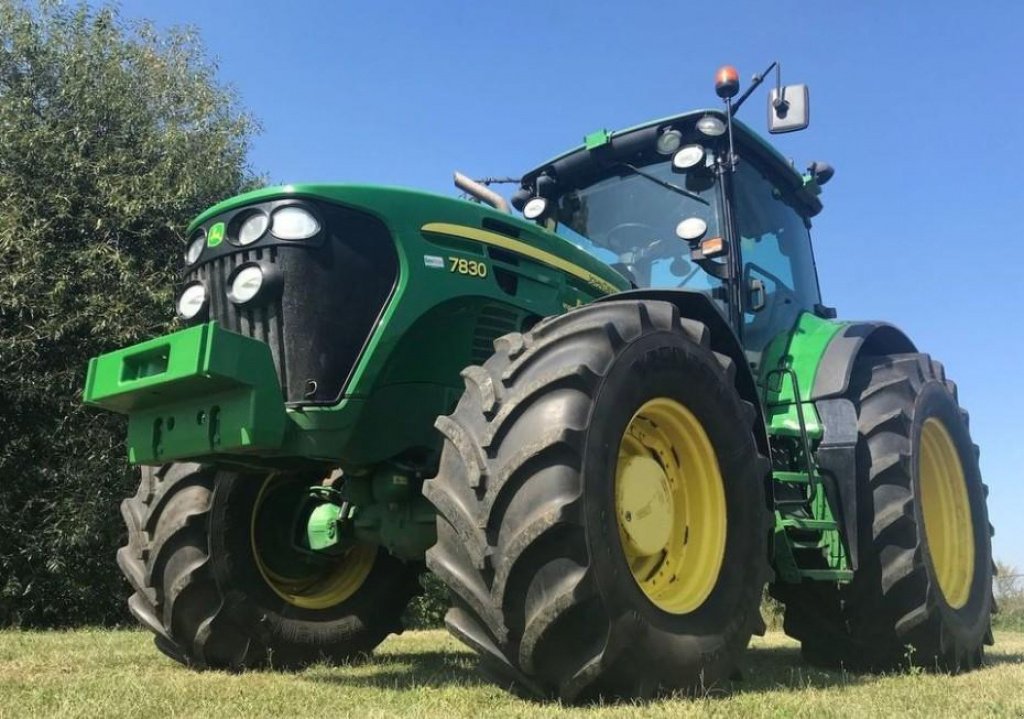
[423,300,771,702]
[117,465,421,669]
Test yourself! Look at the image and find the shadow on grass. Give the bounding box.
[983,650,1024,667]
[306,650,489,689]
[303,641,1023,697]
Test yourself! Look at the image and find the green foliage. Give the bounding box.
[0,0,259,626]
[403,572,449,630]
[993,561,1024,632]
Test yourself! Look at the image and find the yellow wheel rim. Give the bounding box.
[919,418,974,609]
[251,477,376,610]
[615,398,727,614]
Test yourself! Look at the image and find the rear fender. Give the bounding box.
[811,321,916,570]
[812,322,916,400]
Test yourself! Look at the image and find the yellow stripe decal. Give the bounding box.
[420,222,620,295]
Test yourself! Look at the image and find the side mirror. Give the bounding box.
[768,84,809,134]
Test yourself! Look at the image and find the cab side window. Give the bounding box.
[733,159,821,353]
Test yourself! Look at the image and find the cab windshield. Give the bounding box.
[552,158,723,294]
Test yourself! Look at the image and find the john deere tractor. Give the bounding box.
[84,64,993,701]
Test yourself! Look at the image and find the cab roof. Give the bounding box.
[520,109,822,217]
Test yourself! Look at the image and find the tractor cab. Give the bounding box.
[510,71,831,365]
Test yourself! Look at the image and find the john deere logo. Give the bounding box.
[207,222,225,247]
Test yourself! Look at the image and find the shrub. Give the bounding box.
[0,0,259,627]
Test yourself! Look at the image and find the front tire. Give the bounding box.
[423,301,770,702]
[117,465,420,669]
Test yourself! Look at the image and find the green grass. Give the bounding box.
[0,629,1022,718]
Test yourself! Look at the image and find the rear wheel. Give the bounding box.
[778,353,993,670]
[423,300,770,702]
[117,465,420,669]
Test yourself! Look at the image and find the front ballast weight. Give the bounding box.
[84,322,288,464]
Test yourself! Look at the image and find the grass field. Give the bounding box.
[0,629,1022,718]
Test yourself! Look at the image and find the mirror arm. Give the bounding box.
[731,60,778,115]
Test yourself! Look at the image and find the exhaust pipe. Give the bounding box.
[453,171,510,214]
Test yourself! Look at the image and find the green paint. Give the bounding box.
[207,221,225,247]
[759,312,847,438]
[91,185,630,469]
[584,129,612,150]
[758,312,853,583]
[84,322,287,464]
[306,502,343,551]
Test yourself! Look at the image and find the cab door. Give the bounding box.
[730,158,823,365]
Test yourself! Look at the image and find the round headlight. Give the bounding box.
[672,144,706,170]
[185,230,206,265]
[523,196,548,220]
[238,213,269,246]
[177,282,207,319]
[656,128,683,155]
[696,115,726,137]
[271,206,320,240]
[676,217,709,242]
[228,265,264,304]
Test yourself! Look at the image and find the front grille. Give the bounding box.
[184,199,398,406]
[187,246,288,395]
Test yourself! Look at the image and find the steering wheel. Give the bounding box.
[602,222,662,254]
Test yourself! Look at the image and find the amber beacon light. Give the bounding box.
[714,65,740,99]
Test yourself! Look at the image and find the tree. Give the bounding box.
[0,0,260,626]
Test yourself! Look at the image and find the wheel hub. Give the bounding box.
[614,397,727,615]
[252,476,376,610]
[616,455,674,556]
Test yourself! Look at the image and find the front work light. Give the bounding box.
[228,265,264,305]
[271,206,320,240]
[672,145,706,170]
[696,115,726,137]
[523,197,549,220]
[656,128,683,155]
[177,282,208,320]
[185,230,206,265]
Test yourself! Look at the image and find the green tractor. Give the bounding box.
[84,63,993,701]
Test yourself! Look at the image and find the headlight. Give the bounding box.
[228,265,264,304]
[271,206,320,240]
[238,212,269,246]
[177,282,207,319]
[672,144,706,170]
[185,230,206,265]
[696,115,726,137]
[656,128,683,155]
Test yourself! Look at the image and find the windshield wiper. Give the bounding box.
[618,163,709,205]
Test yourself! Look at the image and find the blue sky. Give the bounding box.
[117,1,1024,567]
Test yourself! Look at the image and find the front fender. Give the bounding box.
[595,289,769,457]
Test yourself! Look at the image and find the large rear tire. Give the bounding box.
[777,353,993,671]
[117,465,420,669]
[423,300,770,702]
